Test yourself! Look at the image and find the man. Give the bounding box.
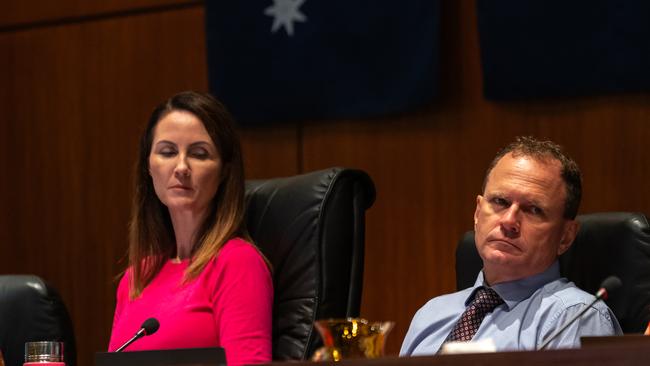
[401,136,622,355]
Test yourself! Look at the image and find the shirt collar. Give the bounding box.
[469,261,561,310]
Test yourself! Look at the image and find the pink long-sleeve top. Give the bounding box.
[108,238,273,366]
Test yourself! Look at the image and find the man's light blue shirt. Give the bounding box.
[400,261,622,356]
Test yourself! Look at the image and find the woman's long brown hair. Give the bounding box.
[127,91,249,299]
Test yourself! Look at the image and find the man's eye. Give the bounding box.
[492,197,509,207]
[528,206,543,216]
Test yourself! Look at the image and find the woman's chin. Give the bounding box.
[164,200,199,212]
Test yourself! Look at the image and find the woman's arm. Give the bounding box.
[211,240,273,366]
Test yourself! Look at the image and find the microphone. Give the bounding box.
[595,276,622,300]
[538,276,622,350]
[115,318,160,352]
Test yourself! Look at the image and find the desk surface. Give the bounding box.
[263,339,650,366]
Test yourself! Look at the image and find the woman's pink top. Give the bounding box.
[108,238,273,366]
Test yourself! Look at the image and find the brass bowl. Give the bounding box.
[312,318,395,361]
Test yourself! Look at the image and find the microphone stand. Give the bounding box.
[115,329,145,352]
[538,296,600,350]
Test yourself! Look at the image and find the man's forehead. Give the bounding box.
[492,153,562,177]
[486,154,565,197]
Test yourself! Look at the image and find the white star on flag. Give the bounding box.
[264,0,307,37]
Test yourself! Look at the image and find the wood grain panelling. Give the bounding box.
[2,0,650,362]
[239,125,300,179]
[0,6,208,366]
[0,0,199,28]
[302,0,650,355]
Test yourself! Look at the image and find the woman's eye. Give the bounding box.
[190,149,209,159]
[158,149,176,157]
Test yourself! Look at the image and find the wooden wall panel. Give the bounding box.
[239,125,300,179]
[0,6,208,366]
[302,0,650,355]
[0,0,198,28]
[2,0,650,363]
[0,3,299,364]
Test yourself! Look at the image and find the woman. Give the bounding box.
[108,91,273,366]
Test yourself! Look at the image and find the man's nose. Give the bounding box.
[500,205,521,238]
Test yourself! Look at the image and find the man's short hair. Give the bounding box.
[482,136,582,219]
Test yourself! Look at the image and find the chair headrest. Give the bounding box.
[456,212,650,333]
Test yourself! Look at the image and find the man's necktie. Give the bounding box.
[446,286,504,342]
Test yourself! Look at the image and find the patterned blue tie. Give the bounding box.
[446,287,504,342]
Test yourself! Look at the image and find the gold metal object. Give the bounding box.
[312,318,395,362]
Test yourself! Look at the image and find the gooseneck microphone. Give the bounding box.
[538,276,622,350]
[115,318,160,352]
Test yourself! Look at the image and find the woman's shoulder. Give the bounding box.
[115,268,133,298]
[216,237,266,264]
[200,237,271,288]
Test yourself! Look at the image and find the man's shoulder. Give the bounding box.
[402,287,476,355]
[542,278,593,301]
[415,287,474,316]
[535,277,622,338]
[539,278,611,312]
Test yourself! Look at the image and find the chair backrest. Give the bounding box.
[0,275,77,366]
[244,167,376,360]
[455,212,650,333]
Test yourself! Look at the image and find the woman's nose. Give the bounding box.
[173,156,190,178]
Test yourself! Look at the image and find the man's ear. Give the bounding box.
[474,195,482,228]
[558,220,580,255]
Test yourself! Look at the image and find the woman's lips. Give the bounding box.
[169,185,191,190]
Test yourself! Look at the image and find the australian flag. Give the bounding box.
[205,1,440,125]
[477,0,650,100]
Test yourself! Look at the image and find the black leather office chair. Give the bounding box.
[0,275,77,366]
[455,212,650,333]
[244,167,376,360]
